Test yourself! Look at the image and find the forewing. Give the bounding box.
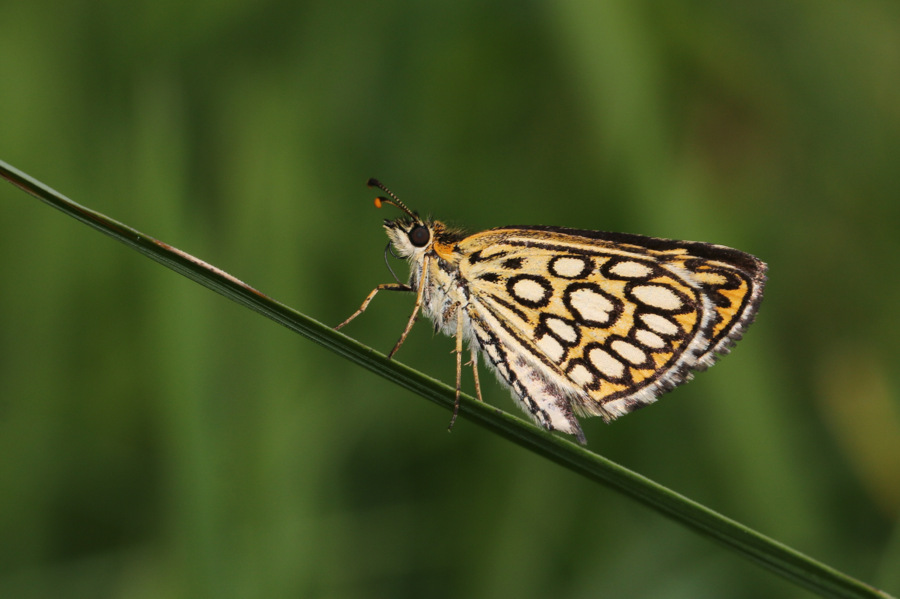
[458,226,766,421]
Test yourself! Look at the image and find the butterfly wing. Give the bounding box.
[456,226,766,437]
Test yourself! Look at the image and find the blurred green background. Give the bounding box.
[2,1,899,597]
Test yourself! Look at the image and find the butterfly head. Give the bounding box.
[368,178,466,266]
[366,178,433,259]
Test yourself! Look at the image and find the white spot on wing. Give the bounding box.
[568,364,595,386]
[536,334,565,362]
[635,329,666,349]
[546,317,578,343]
[551,256,588,277]
[588,347,625,378]
[610,340,646,365]
[632,284,683,311]
[512,278,547,303]
[569,288,614,324]
[640,313,680,337]
[609,260,652,278]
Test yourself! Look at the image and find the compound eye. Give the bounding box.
[408,225,430,247]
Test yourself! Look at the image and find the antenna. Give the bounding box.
[367,178,418,219]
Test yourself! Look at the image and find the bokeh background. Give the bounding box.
[2,1,899,598]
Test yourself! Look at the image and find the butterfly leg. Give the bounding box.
[335,283,412,330]
[387,271,429,358]
[469,348,484,403]
[448,308,465,431]
[462,305,486,404]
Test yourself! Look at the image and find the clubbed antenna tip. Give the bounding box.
[366,178,417,219]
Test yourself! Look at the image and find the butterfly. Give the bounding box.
[337,179,767,444]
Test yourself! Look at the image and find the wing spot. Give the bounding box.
[635,329,666,349]
[545,316,578,343]
[608,260,653,278]
[639,313,681,337]
[508,275,552,307]
[567,286,617,325]
[549,255,591,278]
[588,347,625,379]
[567,363,595,386]
[631,284,684,311]
[536,334,565,362]
[610,340,647,365]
